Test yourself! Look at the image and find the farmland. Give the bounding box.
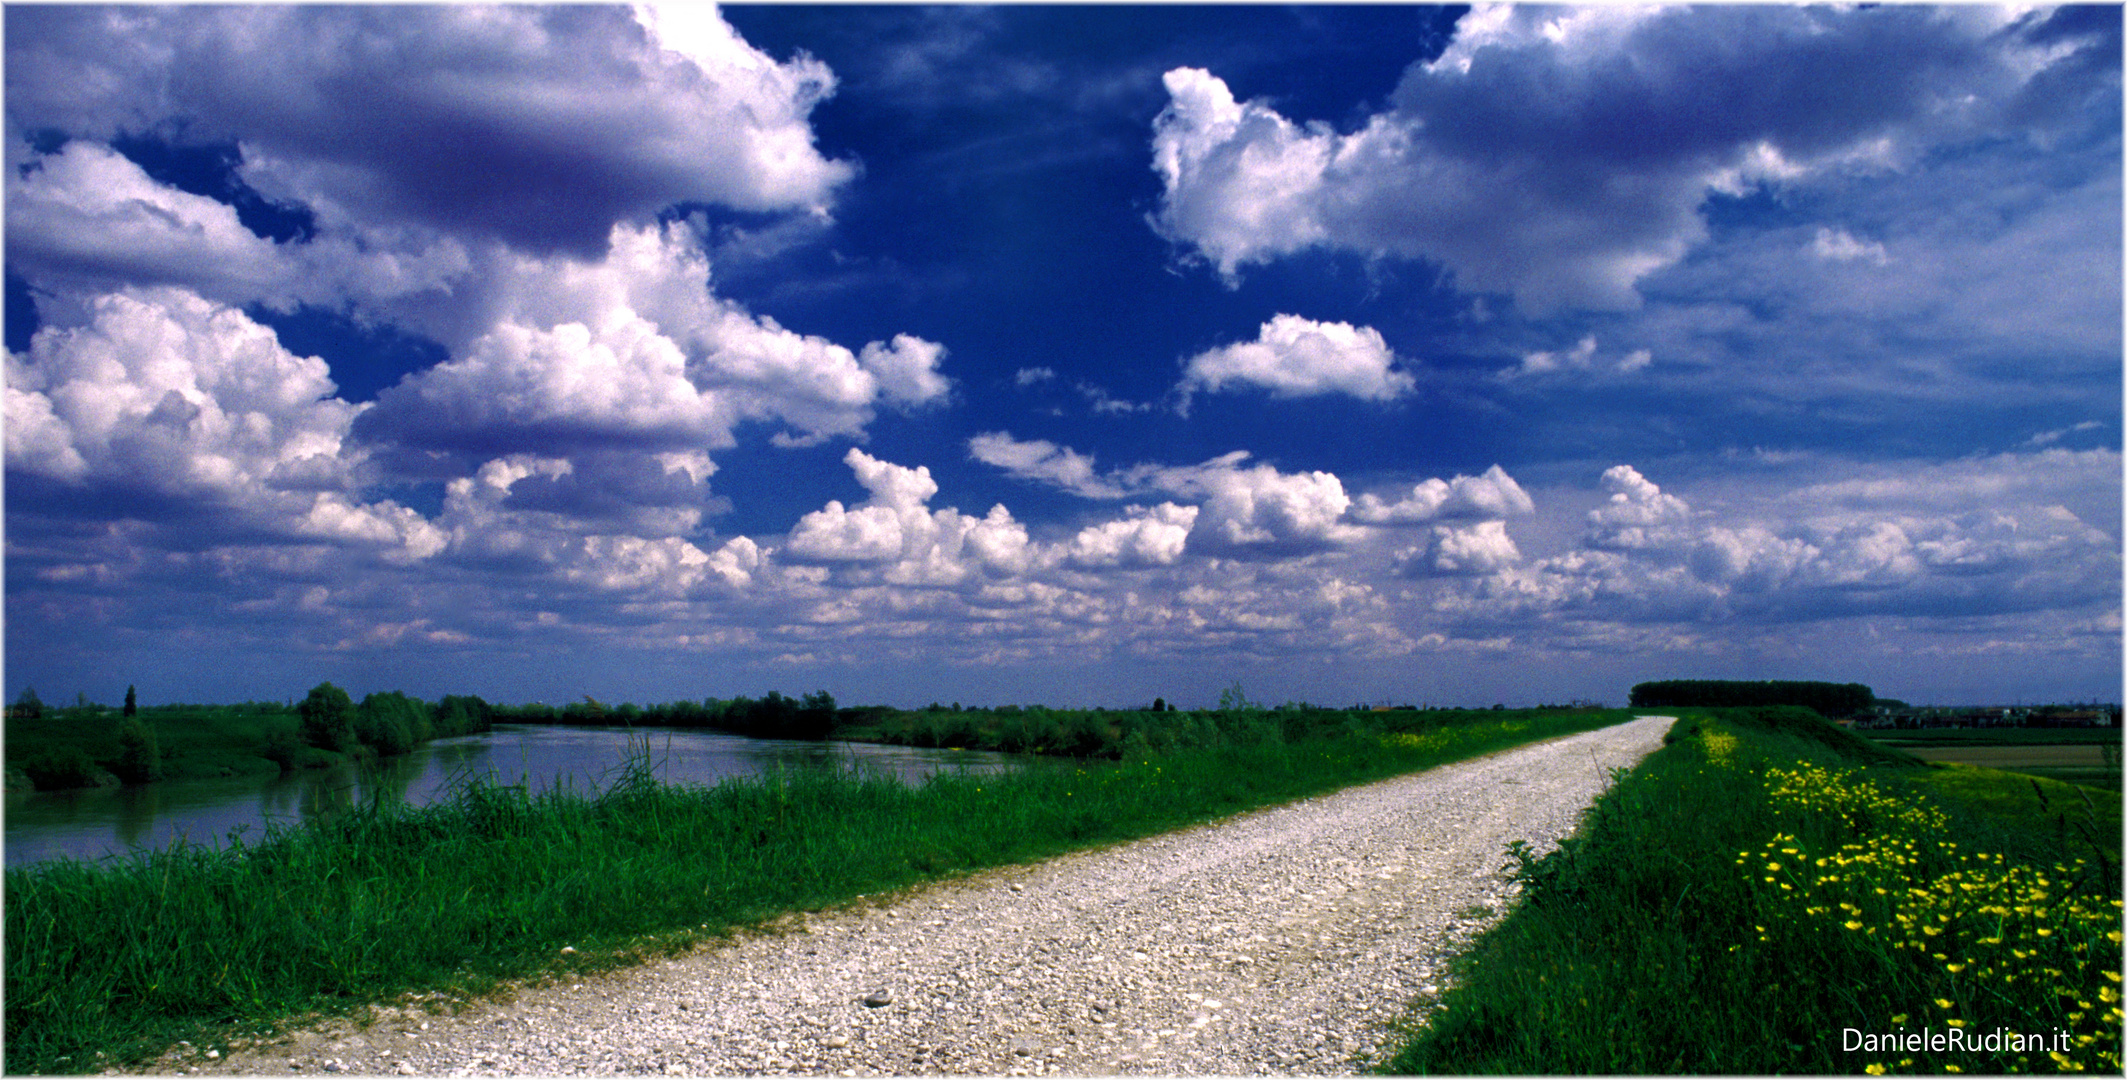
[1863,728,2123,791]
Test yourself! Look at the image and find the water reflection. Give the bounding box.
[5,726,1014,867]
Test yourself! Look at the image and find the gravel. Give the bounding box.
[155,715,1673,1077]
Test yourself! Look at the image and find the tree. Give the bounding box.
[355,691,423,755]
[124,685,137,717]
[298,682,357,753]
[12,687,43,720]
[116,716,163,783]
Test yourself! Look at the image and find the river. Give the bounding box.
[3,724,1015,867]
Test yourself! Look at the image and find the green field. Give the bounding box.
[3,705,1630,1075]
[1384,707,2123,1075]
[1862,728,2123,791]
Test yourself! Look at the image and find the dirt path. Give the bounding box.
[170,716,1674,1077]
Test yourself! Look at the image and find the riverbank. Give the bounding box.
[4,707,1633,1074]
[1384,707,2123,1074]
[5,692,497,794]
[5,685,1567,795]
[145,717,1673,1077]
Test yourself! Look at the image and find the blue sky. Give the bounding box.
[5,4,2120,710]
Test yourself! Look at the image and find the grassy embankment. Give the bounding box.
[1385,707,2123,1075]
[4,705,1632,1075]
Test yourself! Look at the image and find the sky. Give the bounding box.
[4,4,2120,711]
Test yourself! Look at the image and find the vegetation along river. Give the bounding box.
[2,725,1014,867]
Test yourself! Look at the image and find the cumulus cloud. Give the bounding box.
[784,448,1037,585]
[1350,464,1533,524]
[968,433,1372,555]
[3,287,442,561]
[1432,457,2122,629]
[1150,453,1364,555]
[1067,503,1198,568]
[5,141,296,308]
[1395,520,1522,577]
[6,5,854,257]
[1177,314,1413,408]
[1585,464,1696,550]
[974,431,1546,561]
[1151,5,2100,311]
[360,223,949,456]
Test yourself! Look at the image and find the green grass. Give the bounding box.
[1384,707,2122,1075]
[4,708,1631,1075]
[1859,728,2125,793]
[6,705,319,790]
[1862,728,2123,748]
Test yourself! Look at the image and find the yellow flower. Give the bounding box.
[1935,999,1953,1009]
[1865,1065,1887,1076]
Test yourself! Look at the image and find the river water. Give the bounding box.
[3,724,1014,868]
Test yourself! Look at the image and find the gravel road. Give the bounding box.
[165,715,1673,1077]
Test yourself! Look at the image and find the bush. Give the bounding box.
[114,718,163,784]
[356,692,429,757]
[297,683,356,753]
[17,747,112,791]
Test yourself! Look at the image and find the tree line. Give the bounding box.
[1628,680,1875,718]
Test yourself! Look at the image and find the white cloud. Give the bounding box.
[1810,227,1891,266]
[3,287,441,563]
[5,142,295,309]
[1431,456,2121,630]
[967,432,1128,499]
[1350,464,1534,524]
[2025,421,2104,448]
[784,448,1039,586]
[1505,334,1652,379]
[1585,465,1695,550]
[860,335,954,409]
[7,288,355,498]
[1395,520,1522,576]
[1150,6,2095,312]
[970,433,1370,555]
[1177,315,1413,406]
[361,223,948,455]
[1068,503,1198,568]
[7,5,855,256]
[1156,454,1363,555]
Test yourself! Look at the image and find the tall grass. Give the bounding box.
[5,709,1628,1074]
[1384,708,2122,1075]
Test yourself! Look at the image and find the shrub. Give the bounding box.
[297,683,356,753]
[114,718,163,784]
[17,747,111,790]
